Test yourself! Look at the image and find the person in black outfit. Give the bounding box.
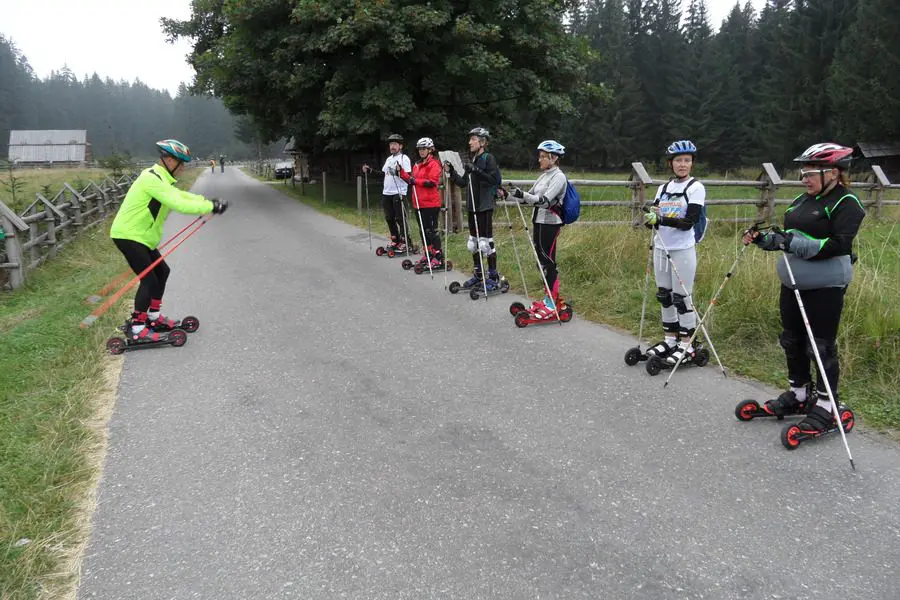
[743,143,865,434]
[444,127,503,290]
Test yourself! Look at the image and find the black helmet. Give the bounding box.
[387,133,404,143]
[468,127,490,140]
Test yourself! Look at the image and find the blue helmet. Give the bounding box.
[156,139,192,163]
[537,140,565,156]
[666,140,697,158]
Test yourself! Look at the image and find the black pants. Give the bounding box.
[779,285,845,397]
[533,222,562,295]
[382,194,409,241]
[417,207,442,253]
[113,238,170,315]
[467,210,496,271]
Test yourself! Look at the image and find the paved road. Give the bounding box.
[79,167,900,600]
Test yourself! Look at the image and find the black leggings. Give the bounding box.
[533,222,562,295]
[467,210,496,271]
[779,285,845,398]
[382,194,409,241]
[113,238,170,314]
[416,207,442,253]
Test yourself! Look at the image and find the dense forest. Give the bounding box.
[0,34,281,162]
[163,0,899,171]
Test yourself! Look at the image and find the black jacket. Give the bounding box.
[448,151,501,212]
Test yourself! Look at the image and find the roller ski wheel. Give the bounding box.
[106,336,126,355]
[448,281,461,294]
[558,304,574,323]
[402,259,414,270]
[624,346,646,366]
[514,312,530,328]
[509,302,527,316]
[469,278,510,300]
[179,315,200,333]
[780,407,854,450]
[375,246,386,257]
[646,356,663,376]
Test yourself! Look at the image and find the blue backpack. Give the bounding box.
[560,179,581,225]
[657,178,706,243]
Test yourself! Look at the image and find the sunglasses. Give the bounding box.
[799,168,831,180]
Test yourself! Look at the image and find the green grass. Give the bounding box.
[0,168,202,600]
[249,168,900,432]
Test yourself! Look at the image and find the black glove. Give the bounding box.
[407,176,416,186]
[756,229,792,252]
[463,160,475,173]
[422,180,436,188]
[510,187,524,199]
[211,198,228,215]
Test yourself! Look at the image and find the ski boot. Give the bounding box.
[469,270,511,300]
[624,337,678,367]
[106,319,188,355]
[147,313,200,334]
[402,251,429,271]
[510,295,574,327]
[413,253,453,275]
[448,267,483,294]
[735,384,814,422]
[645,341,709,376]
[781,398,855,450]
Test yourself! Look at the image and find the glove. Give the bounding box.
[211,198,228,215]
[643,211,659,227]
[510,187,524,199]
[422,180,436,188]
[407,176,416,186]
[463,160,475,173]
[756,229,793,252]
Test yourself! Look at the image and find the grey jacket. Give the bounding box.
[520,167,567,225]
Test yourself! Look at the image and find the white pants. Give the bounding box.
[654,245,697,332]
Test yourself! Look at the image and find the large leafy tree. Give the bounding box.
[162,0,591,153]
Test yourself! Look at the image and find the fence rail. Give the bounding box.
[0,174,135,290]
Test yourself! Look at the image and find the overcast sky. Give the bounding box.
[1,0,764,97]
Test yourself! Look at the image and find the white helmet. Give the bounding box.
[416,137,435,149]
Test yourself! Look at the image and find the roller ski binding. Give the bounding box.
[469,271,510,300]
[509,296,574,328]
[106,319,188,355]
[645,342,709,376]
[147,313,200,334]
[780,402,855,450]
[624,338,677,366]
[448,268,483,295]
[735,384,813,422]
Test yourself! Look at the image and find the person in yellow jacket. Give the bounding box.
[110,139,228,342]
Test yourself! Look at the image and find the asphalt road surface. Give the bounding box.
[79,167,900,600]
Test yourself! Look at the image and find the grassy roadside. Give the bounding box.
[0,168,202,600]
[249,169,900,433]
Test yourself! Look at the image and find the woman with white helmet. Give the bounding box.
[501,140,568,318]
[642,140,706,368]
[399,137,446,269]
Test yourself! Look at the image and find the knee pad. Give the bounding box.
[779,330,805,359]
[478,237,494,255]
[467,236,477,253]
[656,287,673,308]
[672,293,692,315]
[806,337,837,370]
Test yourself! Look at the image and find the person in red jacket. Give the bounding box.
[400,137,445,268]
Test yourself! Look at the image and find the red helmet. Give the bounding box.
[793,143,853,169]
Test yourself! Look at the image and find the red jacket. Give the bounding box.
[400,156,442,209]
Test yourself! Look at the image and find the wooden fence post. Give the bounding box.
[629,162,653,227]
[0,201,29,289]
[759,163,782,223]
[870,165,890,220]
[322,171,327,204]
[450,181,463,233]
[357,175,363,213]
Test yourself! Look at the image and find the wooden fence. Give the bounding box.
[354,161,900,231]
[0,174,135,290]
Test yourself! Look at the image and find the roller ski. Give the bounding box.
[624,339,677,366]
[106,319,188,355]
[645,342,709,376]
[509,296,574,328]
[402,251,453,274]
[375,237,419,258]
[780,402,855,450]
[448,268,484,295]
[468,271,510,300]
[734,384,814,422]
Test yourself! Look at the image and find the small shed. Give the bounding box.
[854,142,900,182]
[7,130,93,165]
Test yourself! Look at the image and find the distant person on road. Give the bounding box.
[362,133,413,253]
[110,139,228,343]
[219,154,226,173]
[210,159,215,173]
[742,143,865,433]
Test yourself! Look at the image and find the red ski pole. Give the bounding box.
[80,216,212,328]
[86,216,205,303]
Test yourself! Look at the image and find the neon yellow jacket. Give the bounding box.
[110,164,213,249]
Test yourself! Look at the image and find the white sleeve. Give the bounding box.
[688,182,706,206]
[402,155,411,171]
[381,158,391,174]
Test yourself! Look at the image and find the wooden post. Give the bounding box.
[322,171,327,204]
[450,181,463,233]
[0,202,29,289]
[870,165,890,220]
[760,163,782,223]
[38,193,64,260]
[357,175,363,213]
[629,162,653,227]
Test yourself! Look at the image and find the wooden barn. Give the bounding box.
[7,130,93,166]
